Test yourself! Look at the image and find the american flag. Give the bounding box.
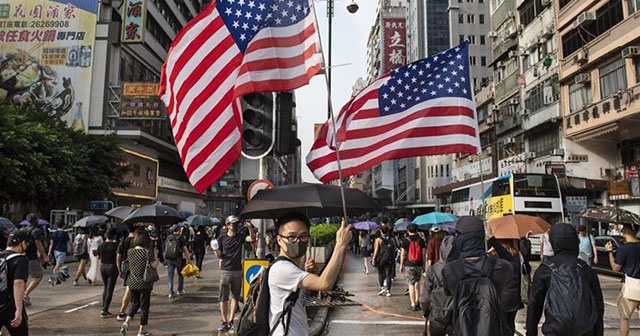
[306,42,481,183]
[159,0,323,193]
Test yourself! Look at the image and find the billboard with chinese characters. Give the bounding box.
[120,82,165,119]
[381,17,406,73]
[0,0,97,131]
[121,0,145,43]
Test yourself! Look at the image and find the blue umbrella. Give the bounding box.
[353,221,379,231]
[412,212,457,226]
[19,218,49,226]
[0,217,16,231]
[394,221,409,232]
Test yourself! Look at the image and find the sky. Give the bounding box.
[297,0,377,182]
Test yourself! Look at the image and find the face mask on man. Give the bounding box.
[283,240,308,259]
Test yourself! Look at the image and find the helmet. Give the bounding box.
[225,215,240,225]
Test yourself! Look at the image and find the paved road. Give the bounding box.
[322,253,640,336]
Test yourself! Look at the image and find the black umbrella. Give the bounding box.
[240,183,378,219]
[578,206,640,226]
[73,215,109,228]
[0,217,16,231]
[122,204,185,226]
[105,206,136,220]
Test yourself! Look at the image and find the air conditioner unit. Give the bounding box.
[508,11,517,19]
[516,24,524,32]
[524,152,536,160]
[544,24,555,37]
[541,0,551,7]
[488,31,498,38]
[543,85,554,104]
[573,12,596,29]
[574,50,588,64]
[492,105,500,112]
[551,148,565,156]
[486,147,493,155]
[575,73,591,84]
[509,98,519,105]
[622,46,640,59]
[504,138,516,145]
[486,117,494,125]
[521,108,529,117]
[497,61,506,68]
[509,50,518,58]
[506,27,517,38]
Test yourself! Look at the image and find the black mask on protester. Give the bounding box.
[283,240,308,259]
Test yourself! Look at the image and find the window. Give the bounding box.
[459,14,464,24]
[480,56,486,66]
[568,82,592,113]
[470,56,477,66]
[528,130,559,157]
[459,34,465,44]
[446,164,450,177]
[467,14,475,24]
[634,56,640,83]
[468,35,476,44]
[599,58,627,98]
[561,0,623,58]
[627,0,640,13]
[435,165,439,177]
[479,14,485,24]
[480,35,486,45]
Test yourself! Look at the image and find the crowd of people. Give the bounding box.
[1,211,640,336]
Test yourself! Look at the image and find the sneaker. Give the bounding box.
[377,288,387,296]
[168,292,175,298]
[385,291,391,297]
[227,320,234,331]
[101,311,113,318]
[408,305,416,311]
[196,275,203,279]
[137,332,150,336]
[120,322,128,335]
[72,280,79,286]
[217,321,228,331]
[23,295,31,307]
[177,290,185,296]
[415,303,422,310]
[116,312,127,321]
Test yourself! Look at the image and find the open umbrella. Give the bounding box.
[73,215,108,228]
[488,215,551,239]
[412,212,457,226]
[105,206,136,220]
[19,218,49,226]
[0,217,16,231]
[240,183,378,219]
[186,215,217,228]
[578,206,640,226]
[353,221,378,231]
[122,204,184,226]
[394,221,409,232]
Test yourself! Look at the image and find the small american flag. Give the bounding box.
[159,0,322,193]
[306,42,481,183]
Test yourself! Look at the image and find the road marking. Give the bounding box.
[64,301,99,313]
[604,300,618,307]
[331,320,424,326]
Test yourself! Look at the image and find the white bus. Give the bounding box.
[450,173,563,255]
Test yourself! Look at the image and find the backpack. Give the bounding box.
[73,234,87,256]
[450,257,510,336]
[0,252,24,302]
[542,260,598,336]
[238,257,300,336]
[164,235,181,261]
[428,273,453,325]
[406,237,423,263]
[376,236,396,266]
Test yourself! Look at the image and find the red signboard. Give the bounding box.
[381,17,407,73]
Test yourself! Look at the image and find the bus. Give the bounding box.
[451,173,563,255]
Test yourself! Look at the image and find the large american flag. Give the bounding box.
[159,0,323,193]
[306,42,481,183]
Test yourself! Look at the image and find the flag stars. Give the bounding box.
[225,8,232,14]
[404,71,410,77]
[391,99,397,105]
[258,3,265,10]
[287,0,294,7]
[444,77,451,82]
[438,84,444,89]
[248,1,255,8]
[447,88,454,93]
[411,77,417,83]
[400,103,406,109]
[452,71,458,76]
[235,9,242,17]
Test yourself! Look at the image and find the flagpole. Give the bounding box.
[478,154,488,251]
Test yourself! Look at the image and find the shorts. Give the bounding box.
[28,259,44,278]
[404,266,422,285]
[54,250,66,264]
[75,252,89,261]
[361,247,371,258]
[617,284,640,319]
[219,270,242,302]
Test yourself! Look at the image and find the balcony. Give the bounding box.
[557,0,593,31]
[564,82,640,139]
[491,0,516,32]
[496,113,522,135]
[494,71,520,102]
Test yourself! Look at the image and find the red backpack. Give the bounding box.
[407,237,423,263]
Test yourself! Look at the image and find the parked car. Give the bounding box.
[593,235,625,276]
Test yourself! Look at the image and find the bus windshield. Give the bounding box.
[512,174,559,198]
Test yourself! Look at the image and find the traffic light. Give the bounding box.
[241,92,274,158]
[275,92,300,156]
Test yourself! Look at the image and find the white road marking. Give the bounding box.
[64,301,100,313]
[331,320,424,326]
[604,300,618,307]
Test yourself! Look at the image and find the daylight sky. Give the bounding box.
[297,0,377,182]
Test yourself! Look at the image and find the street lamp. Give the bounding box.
[325,0,359,118]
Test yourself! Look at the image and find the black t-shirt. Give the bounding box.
[218,232,247,271]
[99,241,118,264]
[193,233,207,254]
[401,234,427,267]
[616,241,640,279]
[118,236,134,261]
[0,251,29,312]
[51,230,70,252]
[26,225,44,260]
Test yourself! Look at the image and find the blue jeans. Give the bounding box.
[166,259,184,294]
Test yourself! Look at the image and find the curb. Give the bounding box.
[309,306,330,336]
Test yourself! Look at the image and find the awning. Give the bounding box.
[573,122,618,142]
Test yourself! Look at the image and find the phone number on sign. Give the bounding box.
[29,21,70,28]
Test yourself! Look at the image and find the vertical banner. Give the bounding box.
[381,17,406,73]
[121,0,145,43]
[0,0,98,131]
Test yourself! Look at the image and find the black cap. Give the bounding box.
[455,216,484,234]
[8,228,29,246]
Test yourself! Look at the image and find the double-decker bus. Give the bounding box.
[451,173,563,255]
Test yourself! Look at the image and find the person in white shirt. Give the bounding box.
[540,229,554,263]
[268,212,352,336]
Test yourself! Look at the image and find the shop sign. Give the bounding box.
[120,82,165,119]
[609,179,630,196]
[112,149,158,199]
[121,0,145,43]
[565,196,587,213]
[381,17,406,73]
[545,164,566,178]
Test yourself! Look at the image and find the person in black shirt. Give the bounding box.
[115,225,136,321]
[0,229,30,336]
[193,226,209,279]
[99,228,119,318]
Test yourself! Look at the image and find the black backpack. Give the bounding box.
[428,271,453,325]
[0,251,25,303]
[542,260,598,336]
[164,235,181,261]
[376,236,395,266]
[450,257,510,336]
[238,257,300,336]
